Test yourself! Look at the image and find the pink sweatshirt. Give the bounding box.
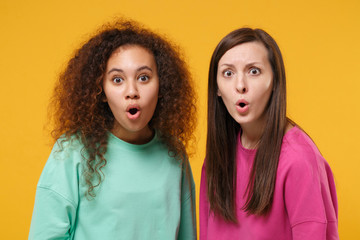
[200,126,339,240]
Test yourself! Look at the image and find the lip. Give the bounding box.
[126,104,141,120]
[236,99,249,114]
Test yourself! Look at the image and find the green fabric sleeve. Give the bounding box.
[29,187,76,240]
[29,138,80,240]
[177,163,197,240]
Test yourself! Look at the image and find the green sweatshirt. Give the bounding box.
[29,132,196,240]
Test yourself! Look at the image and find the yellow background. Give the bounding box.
[1,0,359,238]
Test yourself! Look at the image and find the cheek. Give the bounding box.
[216,80,228,98]
[216,78,221,96]
[218,86,233,103]
[256,77,273,98]
[150,94,159,109]
[147,83,159,101]
[140,89,159,114]
[104,90,124,110]
[256,85,273,111]
[265,80,273,99]
[105,92,115,104]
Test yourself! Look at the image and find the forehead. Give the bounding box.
[219,41,269,65]
[107,45,155,66]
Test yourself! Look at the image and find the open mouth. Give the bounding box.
[239,102,246,108]
[129,108,139,115]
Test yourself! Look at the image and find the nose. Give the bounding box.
[126,81,139,99]
[236,74,247,94]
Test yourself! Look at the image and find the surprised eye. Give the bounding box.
[223,70,233,77]
[138,75,149,82]
[249,68,260,75]
[112,77,123,84]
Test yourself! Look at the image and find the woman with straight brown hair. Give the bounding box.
[200,28,339,239]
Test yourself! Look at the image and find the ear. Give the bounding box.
[217,89,221,97]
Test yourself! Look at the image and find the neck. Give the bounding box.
[111,125,154,145]
[240,118,266,150]
[241,128,262,149]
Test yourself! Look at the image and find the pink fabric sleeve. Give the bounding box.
[199,164,209,240]
[292,221,340,240]
[283,145,339,240]
[292,221,326,240]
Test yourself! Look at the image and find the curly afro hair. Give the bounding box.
[49,19,197,198]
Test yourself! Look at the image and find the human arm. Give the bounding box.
[283,144,339,240]
[29,187,77,240]
[177,162,197,240]
[29,140,80,240]
[199,164,208,240]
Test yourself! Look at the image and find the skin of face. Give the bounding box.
[217,41,273,136]
[103,45,159,144]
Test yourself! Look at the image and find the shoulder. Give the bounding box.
[35,134,85,206]
[38,134,84,187]
[51,133,84,155]
[282,126,320,156]
[43,135,85,172]
[278,126,326,176]
[277,127,338,227]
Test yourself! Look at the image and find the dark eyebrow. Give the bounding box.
[245,62,262,68]
[219,62,262,68]
[219,63,235,68]
[107,68,123,74]
[107,66,153,75]
[137,66,153,72]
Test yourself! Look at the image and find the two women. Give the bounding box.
[30,19,339,240]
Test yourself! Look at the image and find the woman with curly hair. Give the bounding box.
[29,19,197,240]
[200,28,339,239]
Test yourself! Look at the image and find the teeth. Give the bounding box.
[129,108,138,115]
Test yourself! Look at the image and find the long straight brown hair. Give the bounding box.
[206,28,288,222]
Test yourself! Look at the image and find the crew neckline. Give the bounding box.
[108,130,158,150]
